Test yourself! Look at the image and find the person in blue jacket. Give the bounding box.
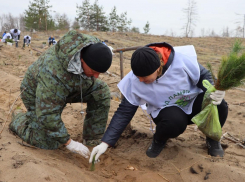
[2,31,6,38]
[89,42,228,163]
[48,36,55,46]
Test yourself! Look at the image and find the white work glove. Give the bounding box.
[89,142,109,163]
[66,139,90,158]
[210,90,225,105]
[107,46,114,55]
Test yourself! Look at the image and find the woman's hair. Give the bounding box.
[156,52,165,77]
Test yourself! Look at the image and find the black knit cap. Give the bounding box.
[131,47,160,77]
[82,43,112,73]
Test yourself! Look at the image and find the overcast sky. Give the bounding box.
[1,0,245,36]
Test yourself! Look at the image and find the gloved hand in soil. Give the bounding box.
[89,142,109,163]
[66,139,90,158]
[210,90,225,105]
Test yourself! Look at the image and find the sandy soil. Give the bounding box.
[0,32,245,182]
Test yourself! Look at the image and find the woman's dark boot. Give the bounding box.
[146,137,167,158]
[206,137,224,157]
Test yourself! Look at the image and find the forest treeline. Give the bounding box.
[0,0,149,34]
[0,0,244,37]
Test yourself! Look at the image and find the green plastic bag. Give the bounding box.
[191,80,222,141]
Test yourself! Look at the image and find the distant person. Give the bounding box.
[10,29,21,47]
[2,31,6,38]
[48,36,55,46]
[2,33,12,43]
[23,35,31,47]
[10,29,21,41]
[53,39,57,45]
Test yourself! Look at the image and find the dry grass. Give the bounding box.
[2,30,243,79]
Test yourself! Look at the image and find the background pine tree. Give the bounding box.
[24,0,54,31]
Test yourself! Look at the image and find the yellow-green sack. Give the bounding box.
[191,80,222,141]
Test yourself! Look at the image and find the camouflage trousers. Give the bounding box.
[9,77,110,149]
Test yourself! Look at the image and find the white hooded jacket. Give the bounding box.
[118,45,203,118]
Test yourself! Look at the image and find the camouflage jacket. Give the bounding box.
[22,30,102,145]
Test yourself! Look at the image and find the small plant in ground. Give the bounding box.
[18,55,22,61]
[16,106,21,109]
[42,42,46,44]
[90,154,96,171]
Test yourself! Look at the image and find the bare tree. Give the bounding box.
[222,27,230,37]
[200,28,205,37]
[235,13,245,38]
[182,0,198,37]
[208,29,218,37]
[71,19,80,30]
[0,13,17,31]
[234,25,243,37]
[0,13,26,33]
[19,14,26,31]
[170,29,176,37]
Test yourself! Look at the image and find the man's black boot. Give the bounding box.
[206,137,224,157]
[146,138,167,158]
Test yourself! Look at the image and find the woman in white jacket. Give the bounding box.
[90,42,228,162]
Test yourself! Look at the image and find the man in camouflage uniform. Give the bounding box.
[9,30,113,158]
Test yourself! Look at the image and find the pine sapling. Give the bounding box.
[208,39,245,91]
[90,154,96,171]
